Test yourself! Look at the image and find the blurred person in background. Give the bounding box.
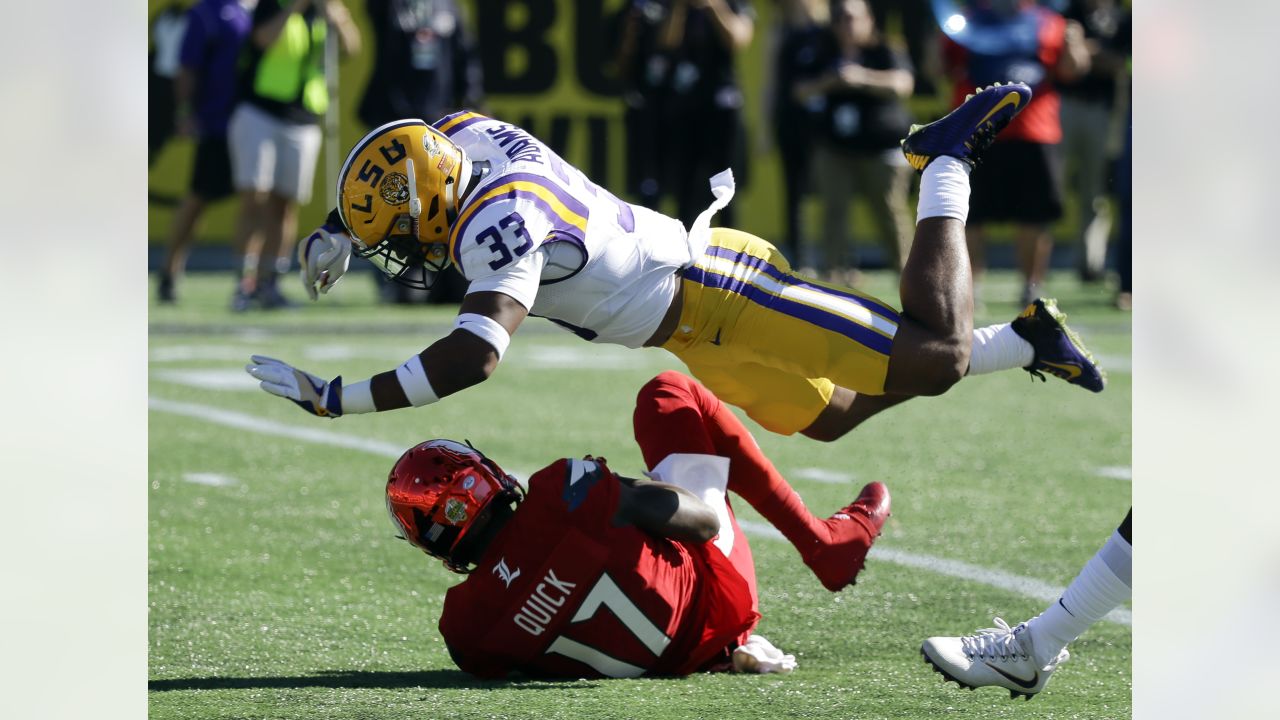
[1058,0,1130,283]
[793,0,914,285]
[867,0,940,96]
[150,1,191,167]
[1112,105,1130,310]
[659,0,755,229]
[766,0,829,266]
[359,0,483,306]
[616,0,675,214]
[156,0,254,304]
[227,0,359,311]
[941,0,1089,305]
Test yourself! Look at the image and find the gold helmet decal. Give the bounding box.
[378,172,410,206]
[335,119,467,289]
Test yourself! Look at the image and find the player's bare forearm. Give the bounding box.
[614,476,720,544]
[856,67,914,99]
[1056,20,1092,82]
[699,0,753,50]
[253,0,312,49]
[368,291,526,411]
[324,1,362,56]
[367,331,496,410]
[173,67,196,111]
[659,0,687,50]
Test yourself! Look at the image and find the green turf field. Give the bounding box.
[149,271,1131,719]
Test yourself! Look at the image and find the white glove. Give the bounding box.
[244,355,344,418]
[298,219,353,300]
[731,634,798,674]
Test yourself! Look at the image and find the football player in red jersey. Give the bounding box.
[385,371,892,679]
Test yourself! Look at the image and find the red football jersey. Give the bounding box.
[438,457,759,679]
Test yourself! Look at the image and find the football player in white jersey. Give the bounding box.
[247,83,1105,441]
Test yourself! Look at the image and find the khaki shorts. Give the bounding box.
[227,102,322,203]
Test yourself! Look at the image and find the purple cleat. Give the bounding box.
[1010,298,1106,393]
[900,82,1033,171]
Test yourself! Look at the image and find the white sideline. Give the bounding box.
[182,472,238,487]
[1094,465,1133,481]
[149,397,408,458]
[790,467,856,484]
[150,395,1131,627]
[737,520,1130,626]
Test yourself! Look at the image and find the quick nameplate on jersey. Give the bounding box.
[562,458,605,511]
[512,569,578,636]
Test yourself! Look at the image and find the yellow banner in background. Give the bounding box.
[148,0,785,247]
[469,0,783,239]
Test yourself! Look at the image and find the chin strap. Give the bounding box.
[443,176,458,226]
[406,158,423,240]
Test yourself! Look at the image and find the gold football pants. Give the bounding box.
[663,228,901,435]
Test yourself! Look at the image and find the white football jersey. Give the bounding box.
[432,111,697,348]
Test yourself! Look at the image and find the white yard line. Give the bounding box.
[151,345,255,362]
[150,396,1131,627]
[149,397,408,458]
[149,344,416,364]
[149,343,668,371]
[182,472,238,487]
[1094,465,1133,481]
[735,519,1130,626]
[790,467,856,484]
[153,369,260,392]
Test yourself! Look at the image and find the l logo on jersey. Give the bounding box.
[493,558,521,588]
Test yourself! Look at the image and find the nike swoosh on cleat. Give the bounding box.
[1040,360,1083,381]
[976,92,1023,128]
[983,662,1040,690]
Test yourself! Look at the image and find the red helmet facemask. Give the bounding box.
[385,439,523,573]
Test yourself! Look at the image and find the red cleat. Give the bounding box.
[803,482,891,592]
[842,481,891,535]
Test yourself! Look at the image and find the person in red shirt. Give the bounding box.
[384,370,892,678]
[941,0,1090,305]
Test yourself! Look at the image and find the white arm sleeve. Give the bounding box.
[394,355,440,407]
[454,313,512,360]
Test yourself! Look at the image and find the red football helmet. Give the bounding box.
[385,439,523,573]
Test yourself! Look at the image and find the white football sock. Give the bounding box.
[1027,529,1132,667]
[916,156,971,225]
[967,323,1035,375]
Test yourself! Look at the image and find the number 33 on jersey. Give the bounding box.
[438,111,637,283]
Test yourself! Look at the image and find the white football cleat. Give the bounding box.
[921,617,1068,700]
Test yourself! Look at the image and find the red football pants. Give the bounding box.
[633,371,833,606]
[632,372,760,604]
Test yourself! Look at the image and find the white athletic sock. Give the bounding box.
[916,156,971,225]
[967,323,1034,375]
[1027,529,1132,666]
